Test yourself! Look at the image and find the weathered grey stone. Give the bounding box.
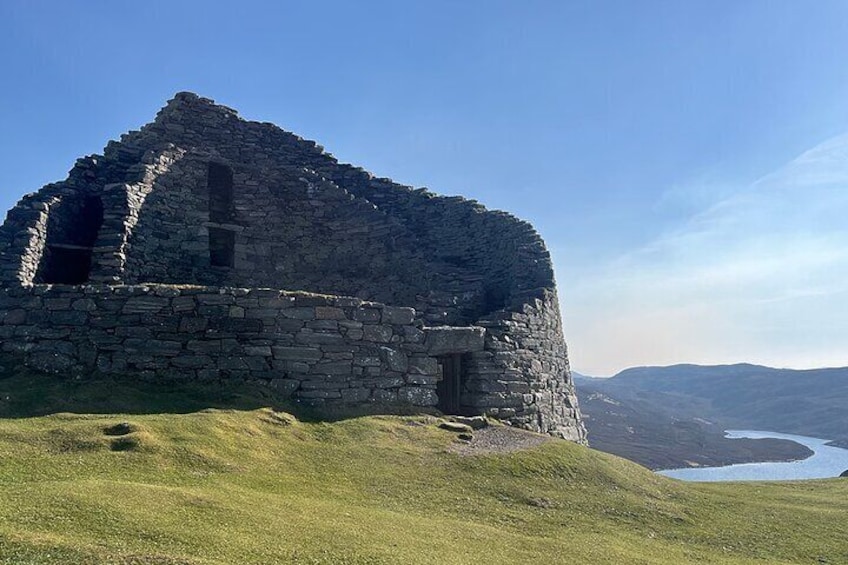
[408,356,439,375]
[275,318,305,332]
[402,325,425,344]
[217,357,248,370]
[2,309,26,325]
[354,355,381,367]
[372,389,397,403]
[258,296,294,308]
[298,389,341,399]
[269,378,300,396]
[243,345,271,356]
[34,340,76,355]
[245,307,279,319]
[341,387,370,402]
[197,294,234,306]
[171,355,213,369]
[295,330,343,345]
[172,296,196,312]
[71,298,97,311]
[345,328,364,341]
[310,361,352,376]
[211,318,263,333]
[405,374,439,385]
[244,357,270,371]
[123,296,169,314]
[187,339,221,353]
[379,346,408,372]
[363,376,405,388]
[300,378,346,389]
[179,316,208,333]
[307,319,339,331]
[451,415,488,430]
[315,306,345,320]
[424,326,485,355]
[142,340,183,356]
[44,298,72,310]
[28,352,75,373]
[438,421,472,433]
[50,311,89,325]
[352,308,381,323]
[0,93,586,444]
[273,359,311,373]
[382,306,415,325]
[281,307,315,320]
[363,324,392,343]
[398,387,437,406]
[271,346,322,361]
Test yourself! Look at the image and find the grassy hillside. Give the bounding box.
[0,372,846,564]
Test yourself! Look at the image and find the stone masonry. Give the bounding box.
[0,93,586,442]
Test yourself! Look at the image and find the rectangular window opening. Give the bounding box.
[209,227,235,268]
[37,195,104,284]
[208,162,234,223]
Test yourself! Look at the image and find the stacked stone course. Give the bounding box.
[0,92,586,443]
[0,284,485,407]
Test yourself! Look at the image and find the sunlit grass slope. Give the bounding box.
[0,373,845,564]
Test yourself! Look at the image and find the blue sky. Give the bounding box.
[2,1,848,375]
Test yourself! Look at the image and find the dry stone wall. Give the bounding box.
[0,284,486,410]
[0,92,586,443]
[470,289,583,440]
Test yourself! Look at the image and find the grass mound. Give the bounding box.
[0,372,845,564]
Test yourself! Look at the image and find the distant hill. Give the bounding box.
[573,371,813,469]
[573,363,848,468]
[603,364,848,443]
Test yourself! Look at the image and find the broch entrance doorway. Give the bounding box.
[436,354,464,414]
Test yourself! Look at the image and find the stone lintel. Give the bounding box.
[422,326,485,355]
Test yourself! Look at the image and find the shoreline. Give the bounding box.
[657,430,848,481]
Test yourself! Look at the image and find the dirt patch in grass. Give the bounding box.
[448,425,554,455]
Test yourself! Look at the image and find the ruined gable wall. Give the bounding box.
[116,154,483,322]
[3,92,556,325]
[128,94,551,324]
[0,93,585,442]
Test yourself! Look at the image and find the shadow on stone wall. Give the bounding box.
[0,363,281,418]
[0,357,438,422]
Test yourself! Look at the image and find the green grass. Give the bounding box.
[0,372,845,564]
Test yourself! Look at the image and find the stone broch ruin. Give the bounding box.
[0,93,586,443]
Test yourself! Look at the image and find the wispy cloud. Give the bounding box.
[562,133,848,375]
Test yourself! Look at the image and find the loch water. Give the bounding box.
[657,430,848,482]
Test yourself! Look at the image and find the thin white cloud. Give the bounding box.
[563,133,848,376]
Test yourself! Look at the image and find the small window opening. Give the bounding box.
[436,354,465,414]
[37,195,104,284]
[209,227,235,268]
[208,162,234,223]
